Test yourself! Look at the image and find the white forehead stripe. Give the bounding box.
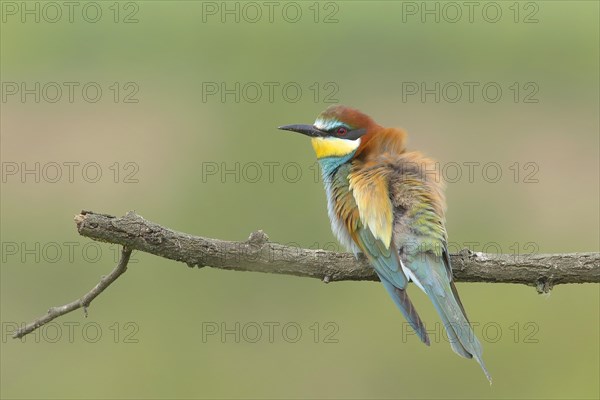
[314,118,345,131]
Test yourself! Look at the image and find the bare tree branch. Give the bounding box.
[75,211,598,288]
[13,210,599,339]
[12,247,132,339]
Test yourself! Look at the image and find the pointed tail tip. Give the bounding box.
[483,370,493,386]
[479,364,492,385]
[474,355,492,385]
[421,331,431,346]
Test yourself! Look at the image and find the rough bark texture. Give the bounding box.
[75,211,599,292]
[12,210,599,340]
[13,247,132,339]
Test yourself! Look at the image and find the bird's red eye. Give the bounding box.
[337,127,348,136]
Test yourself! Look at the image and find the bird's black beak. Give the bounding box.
[278,124,325,137]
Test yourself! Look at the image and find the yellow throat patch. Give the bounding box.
[311,137,361,159]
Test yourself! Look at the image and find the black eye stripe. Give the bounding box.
[327,125,348,133]
[321,126,366,140]
[342,128,367,140]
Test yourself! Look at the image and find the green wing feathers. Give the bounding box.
[342,151,491,382]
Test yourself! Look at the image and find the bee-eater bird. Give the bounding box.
[279,105,491,382]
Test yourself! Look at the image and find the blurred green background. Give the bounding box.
[1,1,598,399]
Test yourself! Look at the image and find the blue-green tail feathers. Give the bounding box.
[413,253,492,383]
[378,273,430,345]
[359,226,491,382]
